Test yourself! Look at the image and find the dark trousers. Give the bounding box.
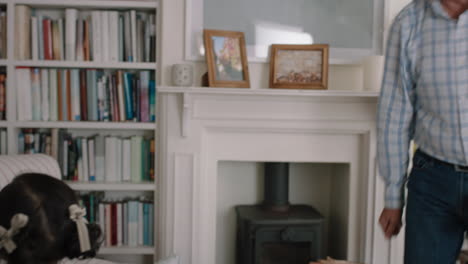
[405,150,468,263]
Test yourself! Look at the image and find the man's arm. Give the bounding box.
[377,15,415,237]
[377,16,415,209]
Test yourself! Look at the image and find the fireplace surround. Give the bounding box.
[156,87,395,264]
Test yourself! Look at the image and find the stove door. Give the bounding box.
[254,226,321,264]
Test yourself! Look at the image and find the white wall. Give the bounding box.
[160,0,411,90]
[159,0,411,263]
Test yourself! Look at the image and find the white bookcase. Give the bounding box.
[0,0,159,263]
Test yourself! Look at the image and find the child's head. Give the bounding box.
[0,173,102,264]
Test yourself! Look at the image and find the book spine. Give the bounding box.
[107,74,115,121]
[37,15,44,60]
[138,201,143,245]
[43,19,52,60]
[31,68,41,121]
[81,138,89,182]
[143,203,148,245]
[66,70,72,120]
[58,19,65,60]
[87,70,98,121]
[65,8,78,61]
[0,73,6,120]
[83,19,90,61]
[123,202,128,245]
[124,12,132,62]
[150,138,155,181]
[79,69,88,121]
[52,20,60,60]
[99,203,105,243]
[14,5,31,60]
[123,73,134,120]
[31,16,38,60]
[149,80,156,121]
[105,203,111,246]
[15,68,32,120]
[91,11,101,62]
[109,11,119,62]
[49,69,58,121]
[115,137,122,182]
[75,19,84,61]
[118,15,124,62]
[95,135,105,182]
[117,202,123,246]
[71,69,80,121]
[40,69,49,121]
[122,139,131,181]
[111,203,117,245]
[130,10,137,62]
[117,71,126,121]
[0,130,6,155]
[148,203,154,245]
[101,11,109,62]
[140,71,150,122]
[111,75,120,121]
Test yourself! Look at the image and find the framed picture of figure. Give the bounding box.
[203,29,250,88]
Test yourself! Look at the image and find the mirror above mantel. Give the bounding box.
[186,0,387,65]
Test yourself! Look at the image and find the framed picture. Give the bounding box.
[203,29,250,88]
[269,44,329,89]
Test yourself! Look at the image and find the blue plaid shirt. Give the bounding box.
[377,0,468,209]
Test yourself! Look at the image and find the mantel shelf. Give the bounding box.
[158,86,380,98]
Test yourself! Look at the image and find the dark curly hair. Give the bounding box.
[0,173,102,264]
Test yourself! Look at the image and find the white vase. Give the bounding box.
[172,64,194,87]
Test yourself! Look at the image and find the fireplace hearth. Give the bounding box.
[235,162,324,264]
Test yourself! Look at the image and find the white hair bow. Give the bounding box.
[0,213,29,253]
[69,204,91,253]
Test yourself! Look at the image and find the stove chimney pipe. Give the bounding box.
[263,162,290,212]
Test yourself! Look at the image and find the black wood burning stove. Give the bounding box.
[236,162,324,264]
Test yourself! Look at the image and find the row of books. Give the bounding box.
[16,68,156,122]
[15,6,156,62]
[19,129,155,182]
[0,9,5,59]
[0,129,6,154]
[0,72,5,120]
[79,193,154,247]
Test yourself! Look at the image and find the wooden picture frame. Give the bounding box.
[203,29,250,88]
[269,44,329,89]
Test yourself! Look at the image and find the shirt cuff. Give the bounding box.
[384,184,404,209]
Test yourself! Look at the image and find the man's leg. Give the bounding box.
[405,155,465,264]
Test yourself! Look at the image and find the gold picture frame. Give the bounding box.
[269,44,329,89]
[203,29,250,88]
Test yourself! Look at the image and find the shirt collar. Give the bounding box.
[430,0,453,20]
[429,0,468,21]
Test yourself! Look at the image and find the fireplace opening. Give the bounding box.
[235,162,324,264]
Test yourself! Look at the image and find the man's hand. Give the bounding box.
[379,208,402,239]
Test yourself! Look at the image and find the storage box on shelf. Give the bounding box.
[1,0,159,263]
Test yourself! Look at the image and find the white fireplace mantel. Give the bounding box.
[156,87,396,264]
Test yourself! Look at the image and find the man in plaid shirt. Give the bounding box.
[377,0,467,262]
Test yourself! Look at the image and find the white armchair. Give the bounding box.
[0,154,121,264]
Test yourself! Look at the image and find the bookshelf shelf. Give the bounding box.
[12,121,156,130]
[14,60,157,70]
[13,0,158,10]
[99,246,154,255]
[67,181,155,191]
[5,0,159,262]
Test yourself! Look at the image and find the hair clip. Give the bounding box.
[0,213,29,253]
[69,204,91,253]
